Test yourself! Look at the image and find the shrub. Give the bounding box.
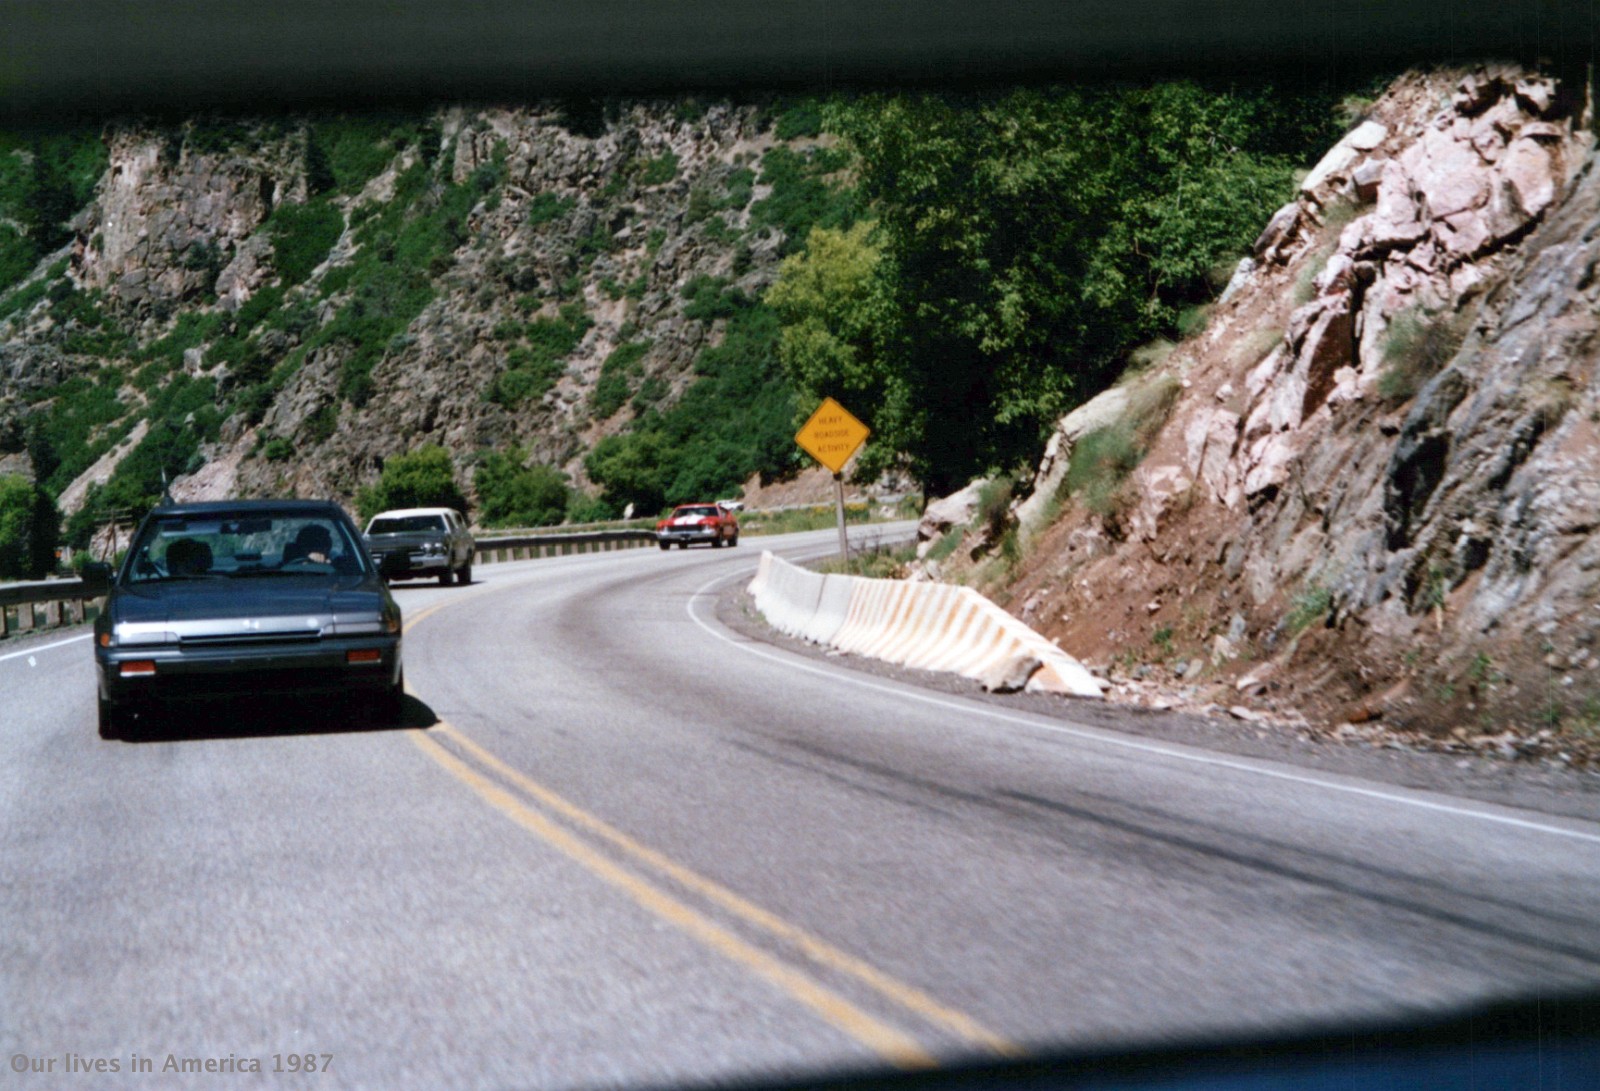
[976,475,1014,536]
[564,491,614,524]
[590,341,650,418]
[773,100,824,140]
[261,436,294,461]
[0,474,60,579]
[527,192,576,226]
[473,449,570,527]
[356,444,468,520]
[307,116,424,195]
[637,151,680,186]
[269,199,343,285]
[681,275,744,321]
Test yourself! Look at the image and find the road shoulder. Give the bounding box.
[715,584,1600,825]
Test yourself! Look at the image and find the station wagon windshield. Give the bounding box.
[369,515,448,534]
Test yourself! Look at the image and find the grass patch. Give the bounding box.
[1284,581,1332,635]
[1062,373,1181,518]
[1377,306,1467,407]
[926,527,963,563]
[814,539,916,578]
[740,503,875,537]
[1176,303,1213,339]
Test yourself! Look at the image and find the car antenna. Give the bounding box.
[159,468,175,506]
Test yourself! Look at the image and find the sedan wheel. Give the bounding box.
[459,562,472,585]
[658,541,670,551]
[438,568,454,586]
[96,698,122,741]
[373,671,405,726]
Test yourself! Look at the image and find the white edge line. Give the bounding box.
[687,566,1600,847]
[0,632,90,663]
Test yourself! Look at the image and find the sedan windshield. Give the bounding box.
[125,513,368,582]
[675,507,721,518]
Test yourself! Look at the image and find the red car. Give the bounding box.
[656,504,740,549]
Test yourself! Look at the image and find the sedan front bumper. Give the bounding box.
[97,634,402,707]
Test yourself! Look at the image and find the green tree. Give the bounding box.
[357,444,468,520]
[585,431,671,515]
[767,222,900,480]
[790,82,1342,494]
[473,450,570,528]
[0,475,60,579]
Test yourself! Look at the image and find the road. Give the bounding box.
[4,524,1600,1090]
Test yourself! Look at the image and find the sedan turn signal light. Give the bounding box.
[346,649,382,664]
[119,661,156,677]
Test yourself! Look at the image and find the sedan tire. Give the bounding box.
[373,671,405,726]
[459,561,472,585]
[438,568,454,586]
[658,541,670,551]
[96,697,122,741]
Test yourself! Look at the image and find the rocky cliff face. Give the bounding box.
[0,101,808,516]
[996,67,1600,749]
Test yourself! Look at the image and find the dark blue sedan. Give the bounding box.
[92,499,404,739]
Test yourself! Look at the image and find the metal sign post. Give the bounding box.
[795,397,870,572]
[833,473,849,568]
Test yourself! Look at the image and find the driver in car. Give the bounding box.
[283,524,333,566]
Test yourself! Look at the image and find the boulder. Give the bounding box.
[1352,158,1385,202]
[1252,201,1302,263]
[918,479,987,543]
[1500,137,1557,221]
[980,654,1042,693]
[1300,143,1359,200]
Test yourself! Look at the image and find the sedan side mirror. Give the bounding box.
[80,561,112,595]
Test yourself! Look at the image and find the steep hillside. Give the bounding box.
[0,101,856,542]
[975,67,1600,752]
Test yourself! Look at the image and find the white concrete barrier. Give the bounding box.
[748,552,1104,698]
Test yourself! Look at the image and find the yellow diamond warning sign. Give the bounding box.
[795,397,870,474]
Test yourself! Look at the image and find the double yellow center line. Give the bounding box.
[402,585,1019,1066]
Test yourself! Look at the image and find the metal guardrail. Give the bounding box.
[474,529,659,563]
[0,578,99,638]
[0,530,666,640]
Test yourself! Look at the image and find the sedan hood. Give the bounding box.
[111,580,386,642]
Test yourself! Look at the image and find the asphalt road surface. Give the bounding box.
[5,524,1600,1090]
